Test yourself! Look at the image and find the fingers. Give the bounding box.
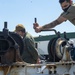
[33,18,38,29]
[33,23,39,33]
[33,23,42,33]
[33,23,36,29]
[33,23,39,29]
[33,18,41,33]
[35,29,39,33]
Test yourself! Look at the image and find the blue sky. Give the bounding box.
[0,0,75,37]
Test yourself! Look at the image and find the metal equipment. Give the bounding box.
[0,22,24,64]
[0,21,75,75]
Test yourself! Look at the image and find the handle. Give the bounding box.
[41,29,57,35]
[34,18,37,23]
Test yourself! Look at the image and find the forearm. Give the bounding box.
[42,20,62,29]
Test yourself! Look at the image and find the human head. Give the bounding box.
[59,0,72,4]
[59,0,73,12]
[15,24,26,37]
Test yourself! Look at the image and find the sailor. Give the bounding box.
[33,0,75,32]
[15,24,39,64]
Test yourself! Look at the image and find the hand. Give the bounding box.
[36,58,41,64]
[33,23,39,29]
[33,23,43,33]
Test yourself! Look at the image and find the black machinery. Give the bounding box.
[34,18,75,62]
[41,29,75,62]
[0,22,24,64]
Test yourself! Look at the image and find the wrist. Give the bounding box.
[40,26,44,30]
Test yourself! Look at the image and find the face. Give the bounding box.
[60,1,71,11]
[16,31,24,38]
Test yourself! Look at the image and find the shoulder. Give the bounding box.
[60,12,65,16]
[24,32,34,41]
[26,32,33,38]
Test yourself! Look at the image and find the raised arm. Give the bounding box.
[33,16,67,33]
